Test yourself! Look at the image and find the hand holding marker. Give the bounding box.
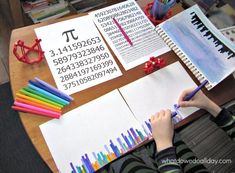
[171,80,208,118]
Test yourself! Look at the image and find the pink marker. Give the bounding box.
[113,18,133,46]
[13,101,60,119]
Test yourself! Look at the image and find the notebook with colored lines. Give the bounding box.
[40,62,198,173]
[156,5,235,90]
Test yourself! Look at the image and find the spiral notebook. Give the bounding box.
[156,5,235,90]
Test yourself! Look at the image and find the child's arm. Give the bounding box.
[210,109,235,141]
[151,110,182,173]
[178,88,235,141]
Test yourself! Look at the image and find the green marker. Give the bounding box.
[23,87,67,106]
[20,89,63,108]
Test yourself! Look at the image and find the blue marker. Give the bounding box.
[184,80,208,100]
[35,77,73,101]
[151,0,176,19]
[171,106,178,118]
[28,80,69,101]
[28,83,69,105]
[171,80,208,118]
[29,80,51,92]
[172,104,183,118]
[29,79,72,102]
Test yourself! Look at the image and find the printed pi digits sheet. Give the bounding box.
[89,0,170,70]
[35,15,122,95]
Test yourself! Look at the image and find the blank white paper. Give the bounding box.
[119,61,199,124]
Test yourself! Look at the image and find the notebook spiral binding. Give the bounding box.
[155,25,212,90]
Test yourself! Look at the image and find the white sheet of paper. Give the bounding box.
[89,0,170,70]
[35,15,122,95]
[40,89,144,173]
[119,61,199,124]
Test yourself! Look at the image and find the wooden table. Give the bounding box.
[9,2,235,173]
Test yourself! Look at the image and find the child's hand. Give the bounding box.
[178,88,221,117]
[151,109,174,152]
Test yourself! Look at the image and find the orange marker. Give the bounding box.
[16,93,61,110]
[16,97,61,113]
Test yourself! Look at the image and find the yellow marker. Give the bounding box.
[16,93,61,110]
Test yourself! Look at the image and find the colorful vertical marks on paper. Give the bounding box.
[70,125,152,173]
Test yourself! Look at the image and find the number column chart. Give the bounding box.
[89,0,170,70]
[35,15,122,95]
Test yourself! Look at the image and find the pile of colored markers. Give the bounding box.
[12,77,73,119]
